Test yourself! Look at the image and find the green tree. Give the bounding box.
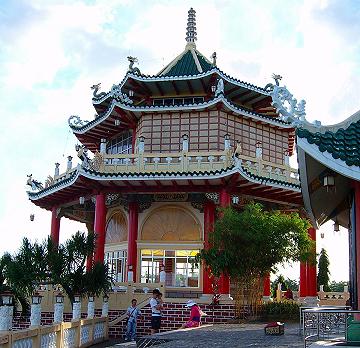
[317,248,331,291]
[48,231,112,304]
[196,203,312,317]
[329,280,348,292]
[271,275,298,297]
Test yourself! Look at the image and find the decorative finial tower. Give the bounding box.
[185,8,197,48]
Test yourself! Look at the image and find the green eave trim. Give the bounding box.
[297,120,360,167]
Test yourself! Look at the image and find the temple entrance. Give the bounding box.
[139,205,201,288]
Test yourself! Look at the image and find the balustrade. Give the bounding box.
[0,318,108,348]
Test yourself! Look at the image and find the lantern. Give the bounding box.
[55,292,64,304]
[79,196,85,205]
[323,173,335,191]
[74,294,81,303]
[0,291,13,305]
[333,220,340,232]
[31,292,42,305]
[129,90,134,97]
[30,214,35,221]
[103,294,109,303]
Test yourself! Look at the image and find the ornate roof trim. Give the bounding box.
[71,93,291,134]
[91,67,270,105]
[27,161,300,202]
[27,169,80,200]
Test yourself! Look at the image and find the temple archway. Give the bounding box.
[105,210,128,244]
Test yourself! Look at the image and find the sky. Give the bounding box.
[0,0,359,282]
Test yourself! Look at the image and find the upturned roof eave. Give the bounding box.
[27,162,301,205]
[297,137,360,181]
[91,67,270,106]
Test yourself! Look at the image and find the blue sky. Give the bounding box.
[1,0,359,281]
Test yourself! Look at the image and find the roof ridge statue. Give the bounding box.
[27,174,43,191]
[91,83,107,99]
[127,56,141,75]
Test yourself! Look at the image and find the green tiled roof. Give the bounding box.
[195,51,212,72]
[158,47,213,77]
[165,51,200,76]
[297,120,360,167]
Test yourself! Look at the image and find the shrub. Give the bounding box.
[262,300,300,321]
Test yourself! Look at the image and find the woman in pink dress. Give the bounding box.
[180,300,202,329]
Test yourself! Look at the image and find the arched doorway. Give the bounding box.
[104,210,128,282]
[139,205,201,288]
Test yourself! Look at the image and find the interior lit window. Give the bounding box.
[140,249,199,287]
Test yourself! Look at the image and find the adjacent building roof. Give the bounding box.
[297,120,360,167]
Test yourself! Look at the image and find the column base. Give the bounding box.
[303,296,319,306]
[262,296,272,303]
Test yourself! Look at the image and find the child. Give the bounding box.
[180,300,202,329]
[125,299,141,341]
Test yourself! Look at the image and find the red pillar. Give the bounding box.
[127,202,138,282]
[86,222,94,272]
[299,262,308,297]
[218,188,231,294]
[354,182,360,309]
[306,227,317,297]
[94,193,106,263]
[50,207,61,246]
[203,201,215,294]
[263,273,271,297]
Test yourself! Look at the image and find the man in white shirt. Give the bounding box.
[125,299,141,341]
[150,289,163,334]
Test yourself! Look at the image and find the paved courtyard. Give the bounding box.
[151,323,303,348]
[99,323,304,348]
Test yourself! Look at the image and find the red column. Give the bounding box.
[299,261,308,297]
[306,227,317,297]
[263,273,271,297]
[94,193,106,263]
[218,188,231,294]
[127,202,138,282]
[86,222,94,272]
[50,207,61,246]
[354,182,360,309]
[203,201,215,294]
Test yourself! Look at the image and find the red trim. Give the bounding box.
[218,188,231,294]
[299,261,307,297]
[263,273,271,297]
[128,202,138,281]
[354,181,360,309]
[306,227,317,297]
[50,207,60,246]
[94,193,106,263]
[203,201,215,294]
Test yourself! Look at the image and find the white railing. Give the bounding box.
[0,318,108,348]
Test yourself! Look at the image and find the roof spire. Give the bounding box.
[185,8,197,48]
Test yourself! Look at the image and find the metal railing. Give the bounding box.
[303,308,360,347]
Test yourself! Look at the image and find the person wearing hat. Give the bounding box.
[180,300,202,329]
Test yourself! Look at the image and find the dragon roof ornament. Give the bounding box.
[68,115,89,128]
[265,74,306,127]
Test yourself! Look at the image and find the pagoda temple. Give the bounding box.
[27,8,322,303]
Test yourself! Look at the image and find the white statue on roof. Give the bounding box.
[27,174,43,191]
[215,79,224,97]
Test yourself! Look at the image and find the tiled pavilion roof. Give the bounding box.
[297,120,360,167]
